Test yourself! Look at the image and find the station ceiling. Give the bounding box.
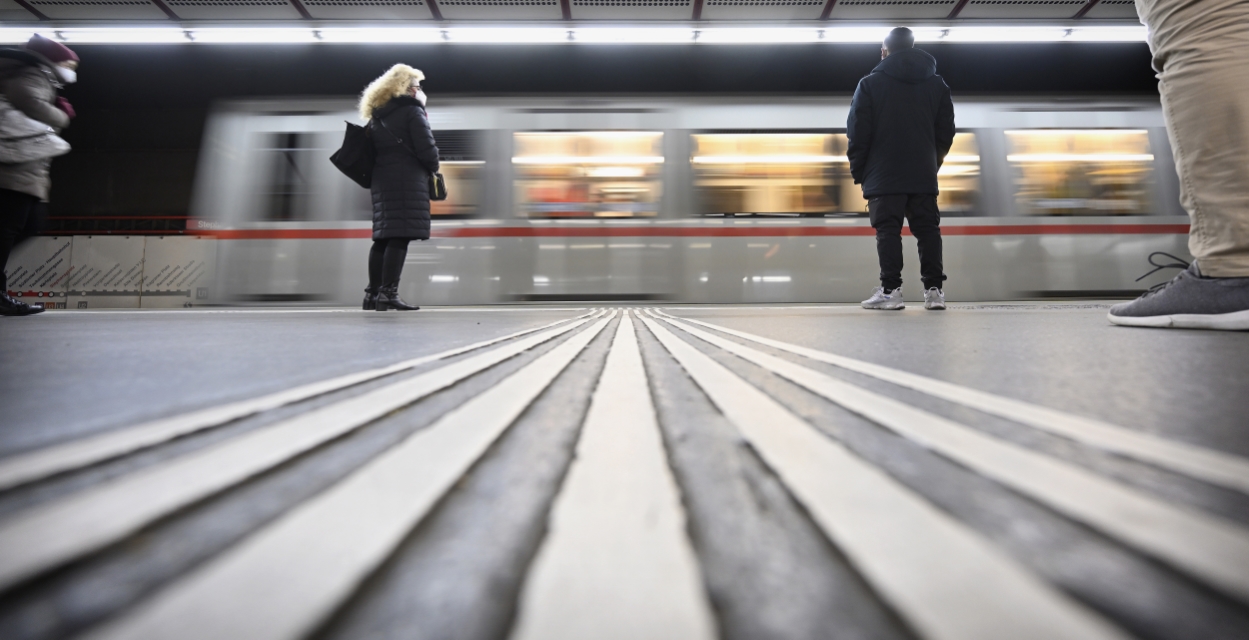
[0,0,1138,24]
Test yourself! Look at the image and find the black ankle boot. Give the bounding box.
[0,293,44,316]
[375,285,418,311]
[362,286,378,311]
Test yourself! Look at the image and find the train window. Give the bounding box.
[1006,130,1154,215]
[344,130,484,220]
[433,130,484,219]
[259,132,315,221]
[938,134,981,215]
[513,131,664,218]
[691,132,980,216]
[692,133,841,216]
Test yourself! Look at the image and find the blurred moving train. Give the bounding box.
[192,96,1190,305]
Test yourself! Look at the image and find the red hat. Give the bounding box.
[25,34,78,65]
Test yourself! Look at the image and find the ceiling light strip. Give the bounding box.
[0,25,1148,46]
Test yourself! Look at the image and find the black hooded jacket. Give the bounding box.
[846,48,955,198]
[369,95,440,241]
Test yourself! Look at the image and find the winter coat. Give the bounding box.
[0,49,70,202]
[369,96,440,241]
[847,48,955,198]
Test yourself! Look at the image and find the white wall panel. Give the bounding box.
[4,236,72,310]
[64,236,144,309]
[828,0,956,20]
[139,236,218,308]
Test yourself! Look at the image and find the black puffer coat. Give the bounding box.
[370,96,440,241]
[846,48,955,198]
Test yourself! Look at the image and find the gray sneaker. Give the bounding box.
[924,287,946,310]
[862,286,905,310]
[1108,262,1249,331]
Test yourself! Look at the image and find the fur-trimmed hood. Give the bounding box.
[359,64,424,121]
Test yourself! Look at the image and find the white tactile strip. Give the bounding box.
[1,306,1244,639]
[510,314,717,640]
[0,310,607,592]
[646,309,1249,607]
[650,308,1249,495]
[639,312,1128,640]
[87,313,616,640]
[0,311,597,493]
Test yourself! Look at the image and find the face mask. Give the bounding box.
[55,66,76,84]
[414,89,427,107]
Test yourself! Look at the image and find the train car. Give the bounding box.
[190,95,1189,305]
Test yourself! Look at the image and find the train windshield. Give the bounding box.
[690,132,980,217]
[513,131,664,218]
[1006,129,1154,215]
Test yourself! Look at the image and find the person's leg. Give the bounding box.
[1110,0,1249,329]
[1136,0,1249,277]
[0,190,34,292]
[381,238,409,285]
[862,195,907,309]
[364,239,387,310]
[367,239,387,289]
[906,194,946,291]
[869,195,905,291]
[377,239,418,311]
[0,190,45,316]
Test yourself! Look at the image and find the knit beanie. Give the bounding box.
[25,34,79,65]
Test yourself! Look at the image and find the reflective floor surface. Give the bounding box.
[0,304,1246,640]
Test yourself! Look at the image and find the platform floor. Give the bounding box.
[0,304,1247,640]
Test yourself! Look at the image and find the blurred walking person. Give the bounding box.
[358,64,440,311]
[848,27,955,311]
[0,35,77,317]
[1108,0,1249,330]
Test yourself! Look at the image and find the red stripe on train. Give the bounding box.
[198,224,1191,240]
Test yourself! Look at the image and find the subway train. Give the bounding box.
[191,95,1190,305]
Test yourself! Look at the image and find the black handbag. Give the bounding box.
[329,121,375,189]
[429,172,448,201]
[377,117,449,201]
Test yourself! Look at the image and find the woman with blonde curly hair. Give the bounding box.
[359,64,440,311]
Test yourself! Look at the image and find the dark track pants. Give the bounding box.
[868,194,946,292]
[0,189,45,292]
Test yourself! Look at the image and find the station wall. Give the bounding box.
[5,236,216,309]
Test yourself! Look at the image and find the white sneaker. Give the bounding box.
[862,286,905,310]
[924,287,946,310]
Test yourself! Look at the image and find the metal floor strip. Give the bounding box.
[0,311,606,593]
[638,314,1127,640]
[511,312,716,640]
[86,313,615,640]
[653,308,1249,495]
[652,310,1249,605]
[0,310,596,492]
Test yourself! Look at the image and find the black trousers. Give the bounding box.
[0,189,45,292]
[868,194,946,292]
[367,238,411,288]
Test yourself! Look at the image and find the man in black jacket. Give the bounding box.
[848,27,955,311]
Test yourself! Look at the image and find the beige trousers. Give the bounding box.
[1136,0,1249,276]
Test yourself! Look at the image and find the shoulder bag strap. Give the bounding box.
[375,115,419,157]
